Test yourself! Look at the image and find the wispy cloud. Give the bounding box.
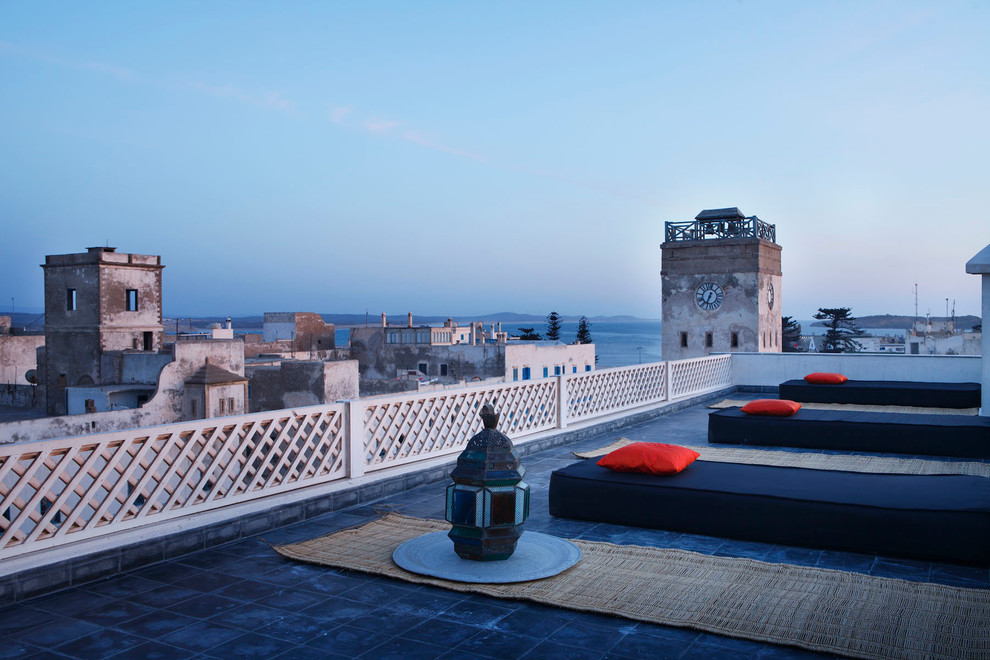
[329,105,353,123]
[401,130,487,163]
[0,41,140,82]
[362,118,401,134]
[185,80,293,111]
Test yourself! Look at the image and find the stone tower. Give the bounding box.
[660,208,781,360]
[41,247,165,415]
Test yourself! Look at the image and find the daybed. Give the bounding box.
[548,458,990,564]
[708,407,990,458]
[777,379,980,409]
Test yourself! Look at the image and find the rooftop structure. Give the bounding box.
[664,207,777,244]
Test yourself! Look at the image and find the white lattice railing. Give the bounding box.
[668,354,732,399]
[0,355,732,561]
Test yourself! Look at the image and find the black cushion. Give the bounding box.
[708,408,990,458]
[778,379,981,408]
[548,459,990,564]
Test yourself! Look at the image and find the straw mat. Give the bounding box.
[275,514,990,660]
[573,438,990,477]
[708,398,979,416]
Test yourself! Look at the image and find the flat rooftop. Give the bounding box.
[1,395,987,659]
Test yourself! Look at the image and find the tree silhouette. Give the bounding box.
[545,311,562,341]
[575,316,592,344]
[813,307,864,353]
[781,316,802,352]
[517,327,542,340]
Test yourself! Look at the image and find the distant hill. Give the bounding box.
[811,314,981,330]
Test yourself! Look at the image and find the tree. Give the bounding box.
[517,327,542,340]
[575,316,592,344]
[781,316,802,352]
[545,311,562,341]
[813,307,864,353]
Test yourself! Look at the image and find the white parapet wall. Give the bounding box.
[729,352,981,388]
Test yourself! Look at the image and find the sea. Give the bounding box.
[335,320,663,370]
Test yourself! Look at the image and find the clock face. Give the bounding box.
[695,282,724,311]
[768,282,775,310]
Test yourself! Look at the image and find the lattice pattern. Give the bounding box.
[0,406,346,555]
[362,380,558,471]
[668,355,732,398]
[565,363,667,421]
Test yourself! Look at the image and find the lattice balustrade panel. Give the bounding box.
[0,406,346,555]
[565,363,667,421]
[362,380,558,470]
[668,354,732,398]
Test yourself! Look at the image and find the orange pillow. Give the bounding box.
[597,442,700,475]
[804,372,848,384]
[740,399,802,416]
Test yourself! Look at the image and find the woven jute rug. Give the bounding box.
[275,514,990,660]
[573,438,990,478]
[708,398,979,416]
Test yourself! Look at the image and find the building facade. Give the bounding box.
[661,208,782,360]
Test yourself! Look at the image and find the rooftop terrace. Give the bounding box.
[1,387,987,659]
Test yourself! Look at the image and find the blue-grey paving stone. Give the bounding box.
[214,538,270,558]
[492,606,573,639]
[175,550,237,571]
[52,628,146,657]
[109,640,197,659]
[358,635,450,659]
[546,619,627,653]
[256,561,339,588]
[80,574,162,599]
[387,588,464,618]
[128,562,203,585]
[871,557,931,582]
[929,563,990,589]
[207,603,286,631]
[437,597,517,629]
[455,628,544,659]
[336,577,420,606]
[0,604,57,634]
[212,578,283,603]
[72,598,156,627]
[170,570,245,594]
[202,632,298,659]
[253,586,331,612]
[20,650,66,660]
[765,545,824,567]
[164,593,241,618]
[713,538,774,561]
[12,616,102,648]
[121,610,199,638]
[255,612,332,645]
[159,619,243,653]
[816,550,876,575]
[668,532,725,555]
[608,626,699,659]
[521,639,609,660]
[0,638,42,659]
[304,623,391,656]
[123,584,201,609]
[28,587,115,616]
[213,554,289,578]
[347,608,431,637]
[299,594,380,625]
[273,645,351,660]
[282,571,367,597]
[401,617,485,647]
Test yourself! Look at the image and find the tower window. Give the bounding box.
[731,332,739,348]
[705,332,713,348]
[126,289,138,311]
[680,332,688,348]
[66,289,77,311]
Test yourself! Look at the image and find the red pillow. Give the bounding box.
[804,372,848,384]
[597,442,700,475]
[740,399,802,416]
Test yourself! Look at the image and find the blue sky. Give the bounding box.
[1,1,987,320]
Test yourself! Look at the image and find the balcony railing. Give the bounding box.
[665,217,776,244]
[0,354,733,564]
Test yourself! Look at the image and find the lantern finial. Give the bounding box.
[480,403,499,429]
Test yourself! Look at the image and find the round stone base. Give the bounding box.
[392,531,582,583]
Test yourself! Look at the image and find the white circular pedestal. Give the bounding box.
[392,531,582,583]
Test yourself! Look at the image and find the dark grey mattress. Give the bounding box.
[708,407,990,458]
[778,379,981,408]
[548,458,990,564]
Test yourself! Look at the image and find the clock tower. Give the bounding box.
[660,208,782,360]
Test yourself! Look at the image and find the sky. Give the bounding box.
[1,1,988,320]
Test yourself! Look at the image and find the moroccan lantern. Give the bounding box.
[445,403,530,561]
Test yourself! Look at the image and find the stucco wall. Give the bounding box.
[248,359,359,412]
[0,334,44,385]
[730,352,981,387]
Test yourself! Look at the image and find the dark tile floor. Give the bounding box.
[2,397,987,659]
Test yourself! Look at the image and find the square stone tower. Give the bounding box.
[42,247,165,415]
[661,208,781,360]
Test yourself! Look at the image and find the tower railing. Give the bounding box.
[665,217,776,244]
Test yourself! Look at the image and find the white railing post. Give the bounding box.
[556,375,568,430]
[345,400,365,478]
[662,361,670,401]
